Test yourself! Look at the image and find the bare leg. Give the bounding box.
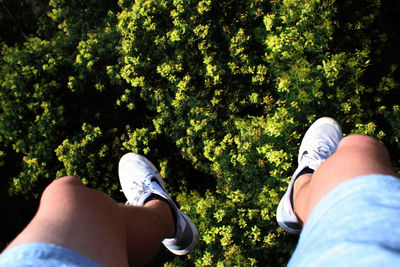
[293,135,397,226]
[124,199,174,265]
[3,176,174,267]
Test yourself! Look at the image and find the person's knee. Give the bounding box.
[46,176,83,191]
[55,176,84,186]
[337,135,387,153]
[41,176,84,202]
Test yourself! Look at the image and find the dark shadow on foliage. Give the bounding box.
[0,0,49,45]
[152,134,217,196]
[0,141,38,250]
[333,0,400,161]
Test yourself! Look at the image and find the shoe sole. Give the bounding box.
[276,192,302,234]
[164,212,199,255]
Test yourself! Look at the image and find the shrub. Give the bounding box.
[1,0,400,265]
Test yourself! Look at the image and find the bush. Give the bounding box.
[1,0,399,265]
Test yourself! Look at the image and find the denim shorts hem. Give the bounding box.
[0,242,100,267]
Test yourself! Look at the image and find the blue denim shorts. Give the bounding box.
[0,242,100,267]
[289,174,400,266]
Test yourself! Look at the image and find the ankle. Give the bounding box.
[290,167,314,210]
[293,173,312,226]
[145,199,175,238]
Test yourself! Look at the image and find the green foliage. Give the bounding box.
[1,0,400,265]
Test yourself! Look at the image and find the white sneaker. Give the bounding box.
[276,117,342,234]
[118,153,198,255]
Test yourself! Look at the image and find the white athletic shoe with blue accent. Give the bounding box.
[118,153,198,255]
[276,117,343,234]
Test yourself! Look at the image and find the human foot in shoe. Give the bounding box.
[119,153,198,254]
[276,118,342,234]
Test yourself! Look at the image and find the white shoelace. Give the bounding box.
[121,177,152,205]
[302,141,332,166]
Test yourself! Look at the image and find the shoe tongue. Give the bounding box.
[300,150,321,170]
[130,191,152,206]
[151,179,165,193]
